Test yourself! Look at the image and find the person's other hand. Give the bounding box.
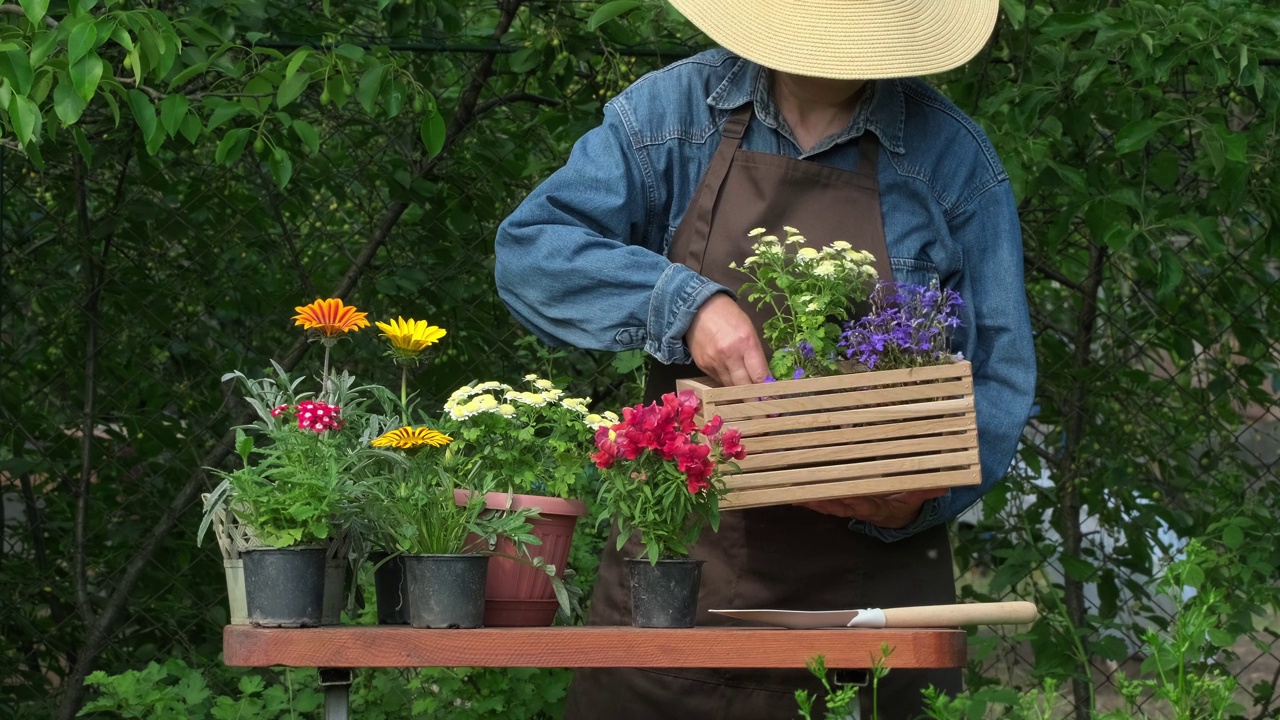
[686,293,769,387]
[799,488,948,528]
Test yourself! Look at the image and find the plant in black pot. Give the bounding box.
[363,445,540,629]
[199,298,386,628]
[592,390,746,628]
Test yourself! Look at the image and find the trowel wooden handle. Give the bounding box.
[881,602,1038,627]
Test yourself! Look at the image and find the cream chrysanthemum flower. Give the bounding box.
[814,260,838,277]
[561,397,590,414]
[748,227,766,237]
[498,403,517,417]
[533,378,555,391]
[796,247,820,261]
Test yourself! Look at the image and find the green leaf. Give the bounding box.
[1223,522,1244,549]
[73,126,93,165]
[292,119,319,155]
[588,0,642,30]
[356,65,386,115]
[1156,248,1184,297]
[178,112,201,143]
[276,70,310,109]
[384,78,407,118]
[214,127,251,165]
[509,47,542,74]
[29,29,58,66]
[126,88,157,142]
[1206,628,1236,648]
[53,72,89,125]
[0,49,34,95]
[285,48,311,78]
[268,147,293,189]
[998,0,1024,29]
[110,25,135,52]
[420,112,445,157]
[70,52,104,102]
[1060,555,1096,582]
[101,89,120,126]
[19,0,50,25]
[334,44,365,61]
[1212,123,1246,163]
[8,93,40,144]
[68,20,98,66]
[205,99,242,131]
[1114,118,1165,154]
[159,93,188,137]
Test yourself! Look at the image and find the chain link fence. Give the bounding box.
[3,29,1278,720]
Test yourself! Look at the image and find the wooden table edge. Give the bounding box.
[223,625,966,670]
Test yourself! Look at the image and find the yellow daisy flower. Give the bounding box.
[293,298,370,337]
[375,317,446,358]
[371,426,453,449]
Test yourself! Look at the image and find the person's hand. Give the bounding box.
[686,293,769,387]
[799,489,948,528]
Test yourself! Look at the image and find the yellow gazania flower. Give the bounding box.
[372,426,453,449]
[375,317,446,357]
[293,298,370,337]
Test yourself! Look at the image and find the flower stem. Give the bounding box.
[400,365,409,426]
[321,343,331,402]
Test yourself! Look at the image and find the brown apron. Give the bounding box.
[565,106,961,720]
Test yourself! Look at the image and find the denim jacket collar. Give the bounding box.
[706,58,907,155]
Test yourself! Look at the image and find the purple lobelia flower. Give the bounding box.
[838,281,964,371]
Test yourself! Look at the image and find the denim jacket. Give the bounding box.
[495,49,1036,542]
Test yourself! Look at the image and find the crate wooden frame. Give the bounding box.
[677,361,979,509]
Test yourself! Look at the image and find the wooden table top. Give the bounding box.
[224,625,967,669]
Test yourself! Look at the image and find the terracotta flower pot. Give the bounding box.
[454,490,588,627]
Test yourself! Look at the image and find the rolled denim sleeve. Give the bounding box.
[495,101,729,363]
[850,179,1036,542]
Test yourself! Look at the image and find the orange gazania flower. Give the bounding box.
[293,298,370,337]
[372,426,453,450]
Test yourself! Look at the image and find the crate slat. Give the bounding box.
[721,469,980,509]
[729,398,971,436]
[695,363,968,404]
[735,431,978,472]
[711,379,973,422]
[737,414,975,454]
[677,361,980,509]
[727,449,979,490]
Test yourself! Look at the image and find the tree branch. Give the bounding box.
[73,154,101,631]
[0,3,59,27]
[53,3,529,717]
[475,92,559,117]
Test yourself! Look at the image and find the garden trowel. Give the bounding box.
[708,601,1038,629]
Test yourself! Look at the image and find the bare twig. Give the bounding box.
[475,92,559,117]
[248,156,316,298]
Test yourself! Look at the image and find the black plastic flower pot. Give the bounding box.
[370,551,409,625]
[627,558,705,628]
[242,547,326,628]
[403,554,488,629]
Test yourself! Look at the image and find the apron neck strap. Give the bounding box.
[679,106,753,265]
[856,131,880,178]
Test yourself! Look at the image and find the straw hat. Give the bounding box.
[668,0,1000,80]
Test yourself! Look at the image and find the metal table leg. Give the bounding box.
[319,668,353,720]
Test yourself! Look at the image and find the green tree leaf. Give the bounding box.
[291,119,319,155]
[276,70,310,109]
[356,65,386,115]
[18,0,50,25]
[159,93,188,136]
[0,49,34,95]
[214,127,251,165]
[178,112,201,143]
[587,0,642,30]
[1223,522,1244,549]
[68,20,99,66]
[268,147,293,189]
[420,111,445,157]
[1114,118,1165,154]
[8,93,40,144]
[70,52,104,102]
[126,88,158,143]
[53,72,89,125]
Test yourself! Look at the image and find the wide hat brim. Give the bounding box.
[668,0,1000,80]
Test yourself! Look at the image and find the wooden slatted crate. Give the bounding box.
[676,361,979,509]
